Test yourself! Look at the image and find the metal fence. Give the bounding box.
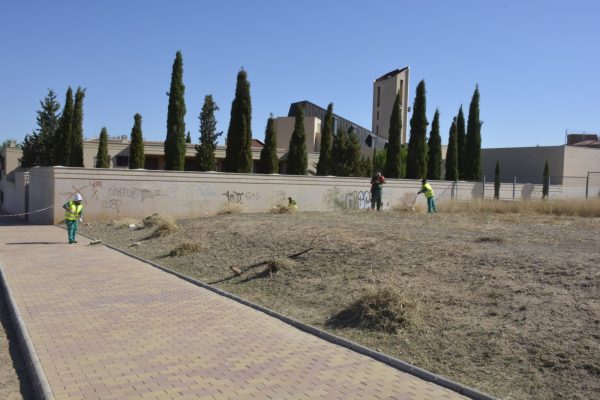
[447,174,598,202]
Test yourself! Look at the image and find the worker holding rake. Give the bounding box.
[63,193,84,243]
[370,172,386,211]
[418,179,437,213]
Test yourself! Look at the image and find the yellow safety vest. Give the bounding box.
[64,201,83,220]
[421,183,434,199]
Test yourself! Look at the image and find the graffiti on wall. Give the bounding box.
[101,199,123,214]
[58,180,171,217]
[324,187,371,210]
[344,191,371,210]
[108,186,165,202]
[222,190,260,204]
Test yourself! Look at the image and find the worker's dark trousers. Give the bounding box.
[426,196,437,213]
[66,219,79,243]
[371,190,382,210]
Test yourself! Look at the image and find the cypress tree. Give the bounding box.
[196,95,221,171]
[406,80,428,179]
[224,69,252,172]
[129,113,145,169]
[286,104,308,175]
[20,131,42,168]
[331,127,350,176]
[55,87,74,166]
[543,160,550,199]
[360,155,372,177]
[464,85,482,181]
[427,109,442,180]
[70,87,85,167]
[445,117,458,181]
[346,127,363,177]
[494,160,501,200]
[164,51,186,170]
[37,89,61,166]
[258,116,279,173]
[456,105,466,179]
[316,103,334,175]
[330,127,362,177]
[384,92,402,178]
[400,144,408,178]
[372,148,386,176]
[96,127,109,168]
[186,131,191,143]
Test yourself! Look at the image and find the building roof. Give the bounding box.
[567,133,600,148]
[85,137,264,148]
[287,100,388,151]
[374,67,409,82]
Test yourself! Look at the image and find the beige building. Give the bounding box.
[273,116,322,155]
[372,67,410,143]
[481,134,600,186]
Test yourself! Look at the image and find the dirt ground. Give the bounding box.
[1,210,599,399]
[0,288,34,400]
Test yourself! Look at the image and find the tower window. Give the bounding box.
[377,86,380,107]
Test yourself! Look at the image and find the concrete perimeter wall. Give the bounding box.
[20,167,578,224]
[0,172,29,217]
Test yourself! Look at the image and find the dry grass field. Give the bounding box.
[75,201,600,400]
[1,201,599,399]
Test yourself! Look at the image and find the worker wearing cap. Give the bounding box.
[418,179,437,213]
[63,194,84,244]
[370,172,386,211]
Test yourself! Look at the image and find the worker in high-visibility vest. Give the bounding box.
[370,172,386,211]
[418,179,437,213]
[63,193,84,244]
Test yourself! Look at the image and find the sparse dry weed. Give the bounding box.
[441,198,600,217]
[169,241,202,257]
[110,218,139,228]
[145,214,179,237]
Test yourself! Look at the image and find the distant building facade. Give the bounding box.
[274,101,388,159]
[372,67,410,144]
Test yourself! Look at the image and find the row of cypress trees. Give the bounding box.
[21,87,86,168]
[22,51,482,181]
[444,87,482,181]
[405,80,482,182]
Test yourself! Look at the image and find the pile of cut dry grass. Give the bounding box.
[328,286,419,333]
[169,241,201,257]
[441,198,600,217]
[263,257,296,276]
[269,205,296,214]
[217,204,243,215]
[143,214,179,237]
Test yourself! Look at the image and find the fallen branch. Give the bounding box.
[208,227,328,285]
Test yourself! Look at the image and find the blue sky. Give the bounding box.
[1,0,599,149]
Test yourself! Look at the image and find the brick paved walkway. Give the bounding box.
[0,225,472,400]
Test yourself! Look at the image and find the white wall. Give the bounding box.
[5,167,588,224]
